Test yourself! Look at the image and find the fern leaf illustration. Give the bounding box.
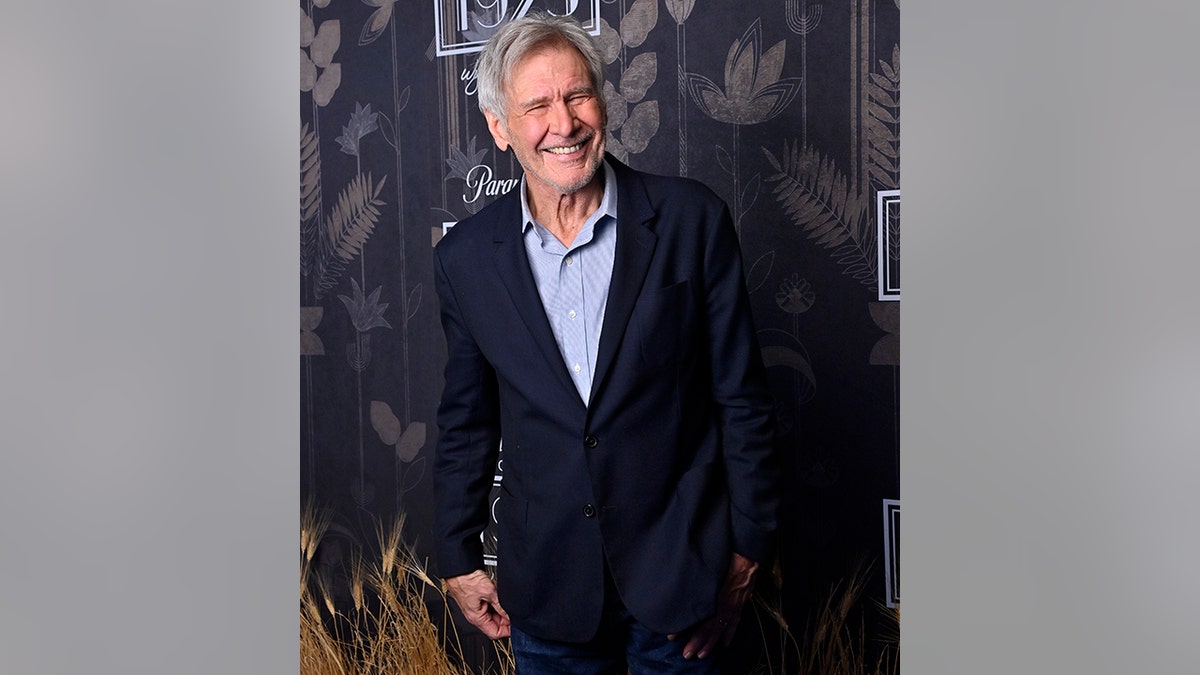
[312,173,387,299]
[300,123,323,277]
[865,44,900,190]
[764,141,877,290]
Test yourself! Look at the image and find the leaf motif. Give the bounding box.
[314,173,386,298]
[371,401,402,445]
[869,145,898,168]
[620,52,657,103]
[311,20,341,69]
[866,47,899,189]
[762,148,782,173]
[815,226,849,248]
[764,140,876,290]
[879,56,896,81]
[869,72,899,94]
[606,134,629,163]
[741,173,761,217]
[756,40,788,93]
[300,329,325,356]
[300,307,325,356]
[604,81,627,128]
[620,100,659,154]
[619,0,658,48]
[868,301,899,333]
[359,4,392,46]
[401,456,426,494]
[866,81,897,109]
[598,18,622,64]
[866,102,897,125]
[301,9,315,48]
[313,0,330,7]
[300,49,316,92]
[745,251,775,293]
[760,345,816,390]
[396,423,427,463]
[406,283,422,320]
[301,306,324,331]
[313,63,341,107]
[301,125,322,275]
[397,86,411,113]
[716,145,733,176]
[377,111,396,149]
[862,110,893,141]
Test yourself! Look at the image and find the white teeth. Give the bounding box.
[546,143,583,154]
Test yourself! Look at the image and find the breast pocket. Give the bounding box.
[633,279,693,368]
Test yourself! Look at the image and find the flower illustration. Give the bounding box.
[776,274,815,314]
[338,278,392,333]
[664,0,697,24]
[686,19,801,126]
[444,135,487,182]
[335,102,379,157]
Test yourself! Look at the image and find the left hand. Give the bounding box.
[669,552,759,660]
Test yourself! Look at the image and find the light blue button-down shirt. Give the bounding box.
[520,161,618,405]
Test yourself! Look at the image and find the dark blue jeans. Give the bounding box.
[509,568,721,675]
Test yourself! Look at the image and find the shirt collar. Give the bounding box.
[520,159,617,233]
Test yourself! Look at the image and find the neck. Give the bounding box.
[527,174,604,248]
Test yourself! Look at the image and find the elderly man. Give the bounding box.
[432,11,779,673]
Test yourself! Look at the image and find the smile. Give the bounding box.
[544,141,585,155]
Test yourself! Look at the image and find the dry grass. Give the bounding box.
[300,502,514,675]
[748,559,899,675]
[301,503,896,675]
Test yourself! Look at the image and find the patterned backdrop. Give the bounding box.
[301,0,899,668]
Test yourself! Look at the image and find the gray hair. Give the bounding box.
[475,11,607,118]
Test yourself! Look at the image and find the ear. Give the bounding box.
[483,109,510,152]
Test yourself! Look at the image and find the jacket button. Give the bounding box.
[582,504,596,518]
[583,435,598,448]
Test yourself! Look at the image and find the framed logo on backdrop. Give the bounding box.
[882,498,899,608]
[482,451,503,567]
[876,190,900,301]
[435,0,602,57]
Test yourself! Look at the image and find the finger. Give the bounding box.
[682,623,722,660]
[492,598,510,621]
[471,610,509,640]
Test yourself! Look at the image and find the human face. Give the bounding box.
[484,45,606,203]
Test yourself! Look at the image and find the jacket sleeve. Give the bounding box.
[431,244,502,579]
[702,200,780,565]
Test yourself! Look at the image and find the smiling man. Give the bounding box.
[432,12,780,674]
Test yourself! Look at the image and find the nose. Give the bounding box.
[547,99,578,137]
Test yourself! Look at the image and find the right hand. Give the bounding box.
[444,569,511,639]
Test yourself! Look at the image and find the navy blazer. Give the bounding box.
[433,155,778,642]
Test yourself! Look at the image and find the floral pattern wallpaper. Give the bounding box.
[301,0,899,665]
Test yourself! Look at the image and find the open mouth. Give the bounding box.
[543,138,589,155]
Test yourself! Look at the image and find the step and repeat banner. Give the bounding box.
[301,0,899,656]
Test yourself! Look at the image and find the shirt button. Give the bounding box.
[583,435,598,448]
[582,504,596,518]
[573,363,581,373]
[565,256,574,266]
[569,309,577,319]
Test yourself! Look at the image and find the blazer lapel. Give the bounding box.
[490,193,581,398]
[590,158,657,404]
